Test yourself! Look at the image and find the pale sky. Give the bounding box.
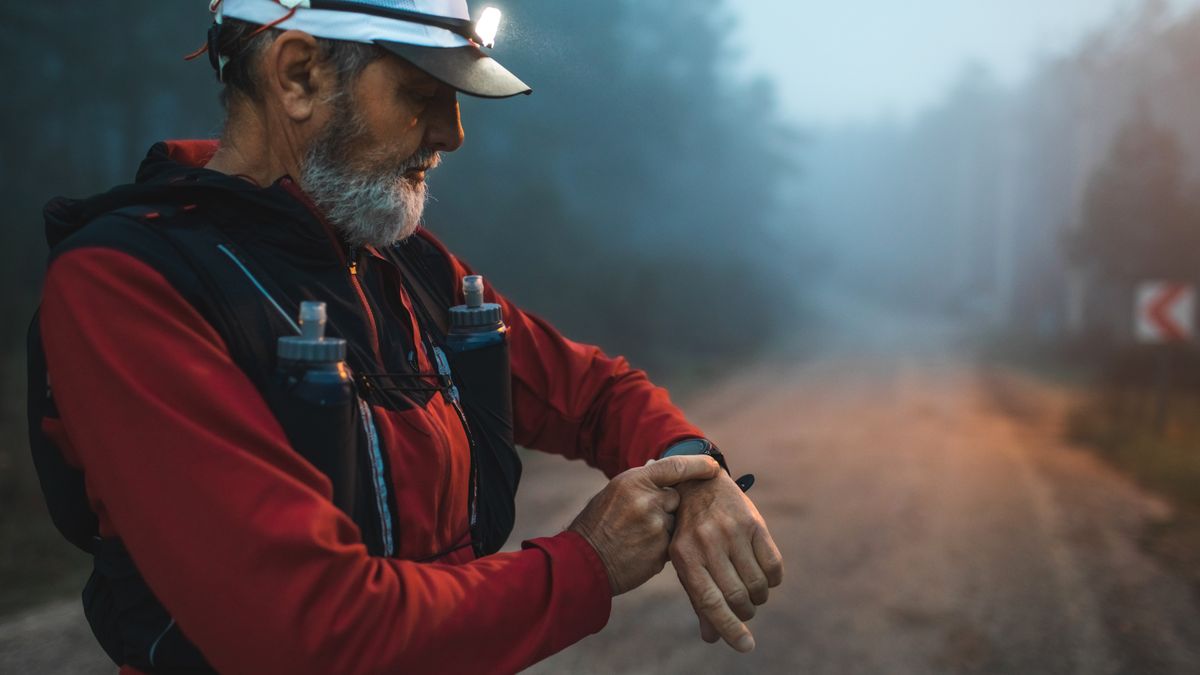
[727,0,1200,126]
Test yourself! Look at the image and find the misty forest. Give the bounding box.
[5,0,1200,672]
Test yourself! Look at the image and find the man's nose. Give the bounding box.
[424,92,464,153]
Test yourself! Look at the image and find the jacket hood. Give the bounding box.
[43,140,335,256]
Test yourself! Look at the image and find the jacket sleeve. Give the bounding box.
[40,247,611,675]
[429,235,705,478]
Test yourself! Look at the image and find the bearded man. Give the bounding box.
[30,2,782,673]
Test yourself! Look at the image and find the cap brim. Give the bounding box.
[375,42,531,99]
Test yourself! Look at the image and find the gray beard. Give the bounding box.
[300,105,437,247]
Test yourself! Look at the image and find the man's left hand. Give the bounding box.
[669,471,783,653]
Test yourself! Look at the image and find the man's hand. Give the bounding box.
[569,456,721,596]
[670,472,783,653]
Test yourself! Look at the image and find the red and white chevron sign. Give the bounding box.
[1135,282,1195,344]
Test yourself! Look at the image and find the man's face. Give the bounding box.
[301,53,465,247]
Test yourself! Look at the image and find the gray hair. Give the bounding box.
[215,19,384,111]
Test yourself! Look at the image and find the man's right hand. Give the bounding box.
[569,455,721,596]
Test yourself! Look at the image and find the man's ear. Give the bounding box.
[261,30,337,123]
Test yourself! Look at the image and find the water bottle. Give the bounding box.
[444,276,521,555]
[275,302,357,515]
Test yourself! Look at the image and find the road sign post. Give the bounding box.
[1134,282,1195,435]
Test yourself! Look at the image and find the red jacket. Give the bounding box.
[39,140,703,674]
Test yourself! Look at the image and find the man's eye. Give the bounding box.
[405,90,437,105]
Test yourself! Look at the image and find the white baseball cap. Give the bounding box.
[214,0,531,98]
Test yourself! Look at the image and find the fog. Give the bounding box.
[736,0,1200,351]
[731,0,1200,124]
[5,1,1200,671]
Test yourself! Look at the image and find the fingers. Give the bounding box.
[708,556,756,622]
[678,563,755,652]
[622,485,680,521]
[752,528,785,588]
[646,507,676,566]
[730,538,771,607]
[642,454,721,488]
[664,478,784,651]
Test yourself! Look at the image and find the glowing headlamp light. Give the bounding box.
[475,7,502,49]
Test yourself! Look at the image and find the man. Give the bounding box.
[31,1,782,672]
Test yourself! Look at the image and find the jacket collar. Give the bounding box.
[149,140,350,266]
[46,140,396,269]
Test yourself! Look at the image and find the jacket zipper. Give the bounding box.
[348,248,387,368]
[370,252,481,554]
[279,179,403,555]
[358,259,479,555]
[345,249,413,558]
[431,343,481,545]
[281,179,474,556]
[280,178,388,369]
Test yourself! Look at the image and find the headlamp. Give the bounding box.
[298,1,502,48]
[475,7,502,49]
[195,1,528,97]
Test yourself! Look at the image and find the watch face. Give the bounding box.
[668,439,711,456]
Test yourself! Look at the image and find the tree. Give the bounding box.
[1070,106,1197,281]
[425,0,802,373]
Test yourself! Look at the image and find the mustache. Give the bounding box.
[397,148,442,174]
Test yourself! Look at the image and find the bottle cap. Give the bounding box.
[278,301,347,363]
[450,276,503,330]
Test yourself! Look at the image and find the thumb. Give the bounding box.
[642,454,721,488]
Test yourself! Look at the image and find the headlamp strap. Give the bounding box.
[307,1,487,46]
[207,23,225,81]
[185,0,493,77]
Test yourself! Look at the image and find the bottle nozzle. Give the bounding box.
[278,301,344,363]
[299,301,327,340]
[463,276,485,309]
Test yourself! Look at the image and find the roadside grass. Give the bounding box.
[1064,344,1200,511]
[981,335,1200,509]
[1069,388,1200,511]
[1067,380,1200,597]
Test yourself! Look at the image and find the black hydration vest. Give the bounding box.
[28,200,522,672]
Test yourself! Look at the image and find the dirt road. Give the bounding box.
[519,356,1200,674]
[4,354,1199,674]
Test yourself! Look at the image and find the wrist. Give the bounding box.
[673,469,734,497]
[567,521,619,596]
